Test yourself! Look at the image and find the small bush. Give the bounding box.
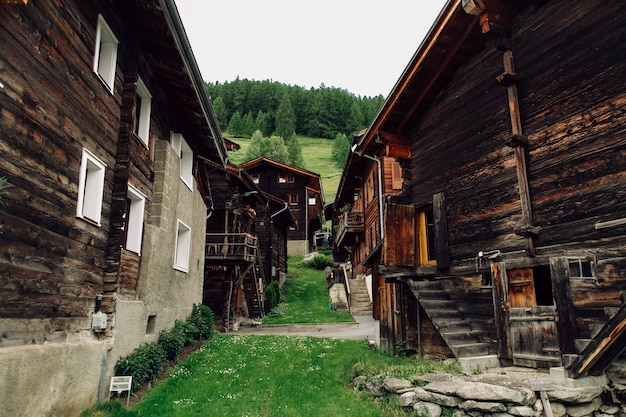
[264,280,280,314]
[187,303,214,340]
[114,342,165,391]
[173,320,200,344]
[306,254,334,270]
[158,327,186,362]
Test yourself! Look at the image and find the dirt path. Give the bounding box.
[228,315,377,341]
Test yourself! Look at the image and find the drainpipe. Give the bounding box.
[359,153,385,241]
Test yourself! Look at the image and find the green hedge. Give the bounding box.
[114,304,214,392]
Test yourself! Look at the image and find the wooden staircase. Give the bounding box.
[242,242,265,319]
[407,280,498,360]
[348,278,371,316]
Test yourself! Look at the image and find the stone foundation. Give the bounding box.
[353,367,625,417]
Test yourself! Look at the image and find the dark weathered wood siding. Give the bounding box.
[0,1,121,338]
[403,0,626,362]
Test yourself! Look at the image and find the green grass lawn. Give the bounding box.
[84,335,459,417]
[81,259,461,417]
[262,255,353,325]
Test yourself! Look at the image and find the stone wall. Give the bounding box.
[354,367,624,417]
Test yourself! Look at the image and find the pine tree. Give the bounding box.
[331,133,350,167]
[212,96,229,130]
[227,111,243,137]
[241,111,256,138]
[255,110,270,137]
[274,92,296,140]
[285,136,304,168]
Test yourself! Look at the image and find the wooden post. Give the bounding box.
[499,45,538,256]
[550,257,578,355]
[491,262,512,360]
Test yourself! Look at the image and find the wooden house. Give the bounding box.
[241,156,325,255]
[200,160,295,330]
[332,0,626,376]
[0,1,227,415]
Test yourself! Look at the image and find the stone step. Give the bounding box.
[457,355,501,373]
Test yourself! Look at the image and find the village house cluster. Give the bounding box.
[0,1,323,415]
[1,0,625,416]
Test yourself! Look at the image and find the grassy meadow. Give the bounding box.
[263,254,353,325]
[225,134,342,205]
[81,258,461,417]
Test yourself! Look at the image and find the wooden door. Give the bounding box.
[507,268,561,368]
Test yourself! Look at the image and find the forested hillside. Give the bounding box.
[206,78,384,139]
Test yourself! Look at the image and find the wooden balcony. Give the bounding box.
[205,233,257,264]
[334,211,364,246]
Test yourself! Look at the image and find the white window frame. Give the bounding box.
[76,148,107,226]
[134,77,152,147]
[93,15,118,94]
[171,133,193,190]
[174,220,191,273]
[308,195,316,206]
[124,185,146,254]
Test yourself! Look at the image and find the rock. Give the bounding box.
[415,372,456,385]
[365,374,385,397]
[389,391,417,407]
[452,411,470,417]
[565,400,598,417]
[507,405,538,416]
[460,400,507,413]
[599,404,620,415]
[424,379,463,396]
[549,402,566,417]
[456,381,529,405]
[383,377,414,393]
[413,401,443,417]
[492,413,514,417]
[414,387,463,407]
[352,375,367,389]
[547,386,604,404]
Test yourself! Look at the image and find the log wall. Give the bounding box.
[0,1,120,343]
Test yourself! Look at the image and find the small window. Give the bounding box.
[288,194,299,206]
[287,175,295,183]
[124,185,145,254]
[278,174,287,184]
[133,77,152,147]
[308,195,316,206]
[418,207,436,265]
[146,315,156,334]
[391,160,403,190]
[174,220,191,273]
[93,15,118,93]
[171,133,194,190]
[568,258,596,279]
[252,174,260,184]
[77,148,106,226]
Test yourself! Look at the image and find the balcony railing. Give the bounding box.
[335,211,364,246]
[205,233,257,264]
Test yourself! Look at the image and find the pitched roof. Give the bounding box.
[125,0,228,165]
[240,156,324,197]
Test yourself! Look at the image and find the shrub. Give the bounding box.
[306,254,334,270]
[187,303,214,340]
[173,320,199,344]
[264,280,280,314]
[158,327,186,362]
[114,342,165,391]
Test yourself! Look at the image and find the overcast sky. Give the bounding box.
[174,0,449,98]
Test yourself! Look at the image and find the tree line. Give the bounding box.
[206,78,384,140]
